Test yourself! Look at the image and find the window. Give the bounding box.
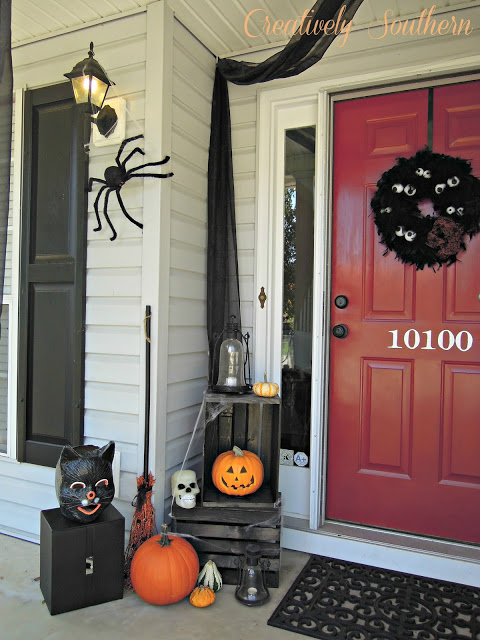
[281,127,315,461]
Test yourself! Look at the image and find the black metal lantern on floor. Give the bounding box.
[235,544,270,606]
[211,316,251,394]
[64,42,117,139]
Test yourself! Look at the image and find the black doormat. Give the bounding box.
[267,555,480,639]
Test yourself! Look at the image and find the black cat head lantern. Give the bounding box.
[211,316,251,394]
[55,441,115,523]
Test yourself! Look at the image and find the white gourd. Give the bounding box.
[197,560,223,592]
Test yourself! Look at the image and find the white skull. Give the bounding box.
[171,470,200,509]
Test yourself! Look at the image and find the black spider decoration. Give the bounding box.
[88,134,173,241]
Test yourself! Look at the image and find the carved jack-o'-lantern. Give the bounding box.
[211,446,264,496]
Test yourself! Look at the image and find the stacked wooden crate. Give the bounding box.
[172,392,282,587]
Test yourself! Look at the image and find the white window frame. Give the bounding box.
[0,88,23,461]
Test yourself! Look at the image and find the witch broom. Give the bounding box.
[124,305,156,589]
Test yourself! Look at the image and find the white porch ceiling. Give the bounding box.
[11,0,477,56]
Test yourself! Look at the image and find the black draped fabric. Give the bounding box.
[207,0,364,384]
[218,0,364,84]
[0,0,12,337]
[207,68,242,386]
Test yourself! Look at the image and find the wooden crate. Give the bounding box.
[171,499,282,587]
[202,393,281,507]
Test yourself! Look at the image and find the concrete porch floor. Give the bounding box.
[0,533,308,640]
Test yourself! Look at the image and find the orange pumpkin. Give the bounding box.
[212,446,264,496]
[131,524,199,605]
[253,372,279,397]
[190,585,216,607]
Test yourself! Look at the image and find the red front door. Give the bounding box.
[327,82,480,544]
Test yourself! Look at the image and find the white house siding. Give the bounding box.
[0,12,149,541]
[229,4,480,375]
[83,13,149,533]
[163,18,215,518]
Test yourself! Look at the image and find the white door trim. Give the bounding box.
[311,89,331,530]
[255,94,318,384]
[255,53,480,583]
[255,92,320,524]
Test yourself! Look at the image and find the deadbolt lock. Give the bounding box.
[334,295,349,309]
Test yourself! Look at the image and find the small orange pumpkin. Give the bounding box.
[131,524,199,605]
[212,446,264,496]
[190,585,216,607]
[253,372,279,397]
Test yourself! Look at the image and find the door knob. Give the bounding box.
[334,295,349,309]
[332,324,348,339]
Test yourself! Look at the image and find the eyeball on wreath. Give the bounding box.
[433,175,462,200]
[371,150,435,219]
[386,215,437,268]
[392,182,417,197]
[371,147,480,270]
[408,147,437,199]
[445,205,464,217]
[370,185,396,217]
[378,165,420,203]
[439,175,480,238]
[430,153,472,200]
[415,167,432,179]
[395,226,417,241]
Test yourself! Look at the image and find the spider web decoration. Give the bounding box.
[88,134,173,241]
[370,147,480,270]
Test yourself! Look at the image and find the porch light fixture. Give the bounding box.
[64,42,117,138]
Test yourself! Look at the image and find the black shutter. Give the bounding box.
[18,82,88,467]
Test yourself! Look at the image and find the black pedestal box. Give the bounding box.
[40,504,125,615]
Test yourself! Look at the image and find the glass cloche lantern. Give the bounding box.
[211,316,251,394]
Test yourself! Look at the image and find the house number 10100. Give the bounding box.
[388,329,474,352]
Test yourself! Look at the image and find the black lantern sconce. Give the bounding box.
[64,42,117,139]
[211,316,251,394]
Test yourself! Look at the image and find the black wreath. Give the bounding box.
[370,147,480,270]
